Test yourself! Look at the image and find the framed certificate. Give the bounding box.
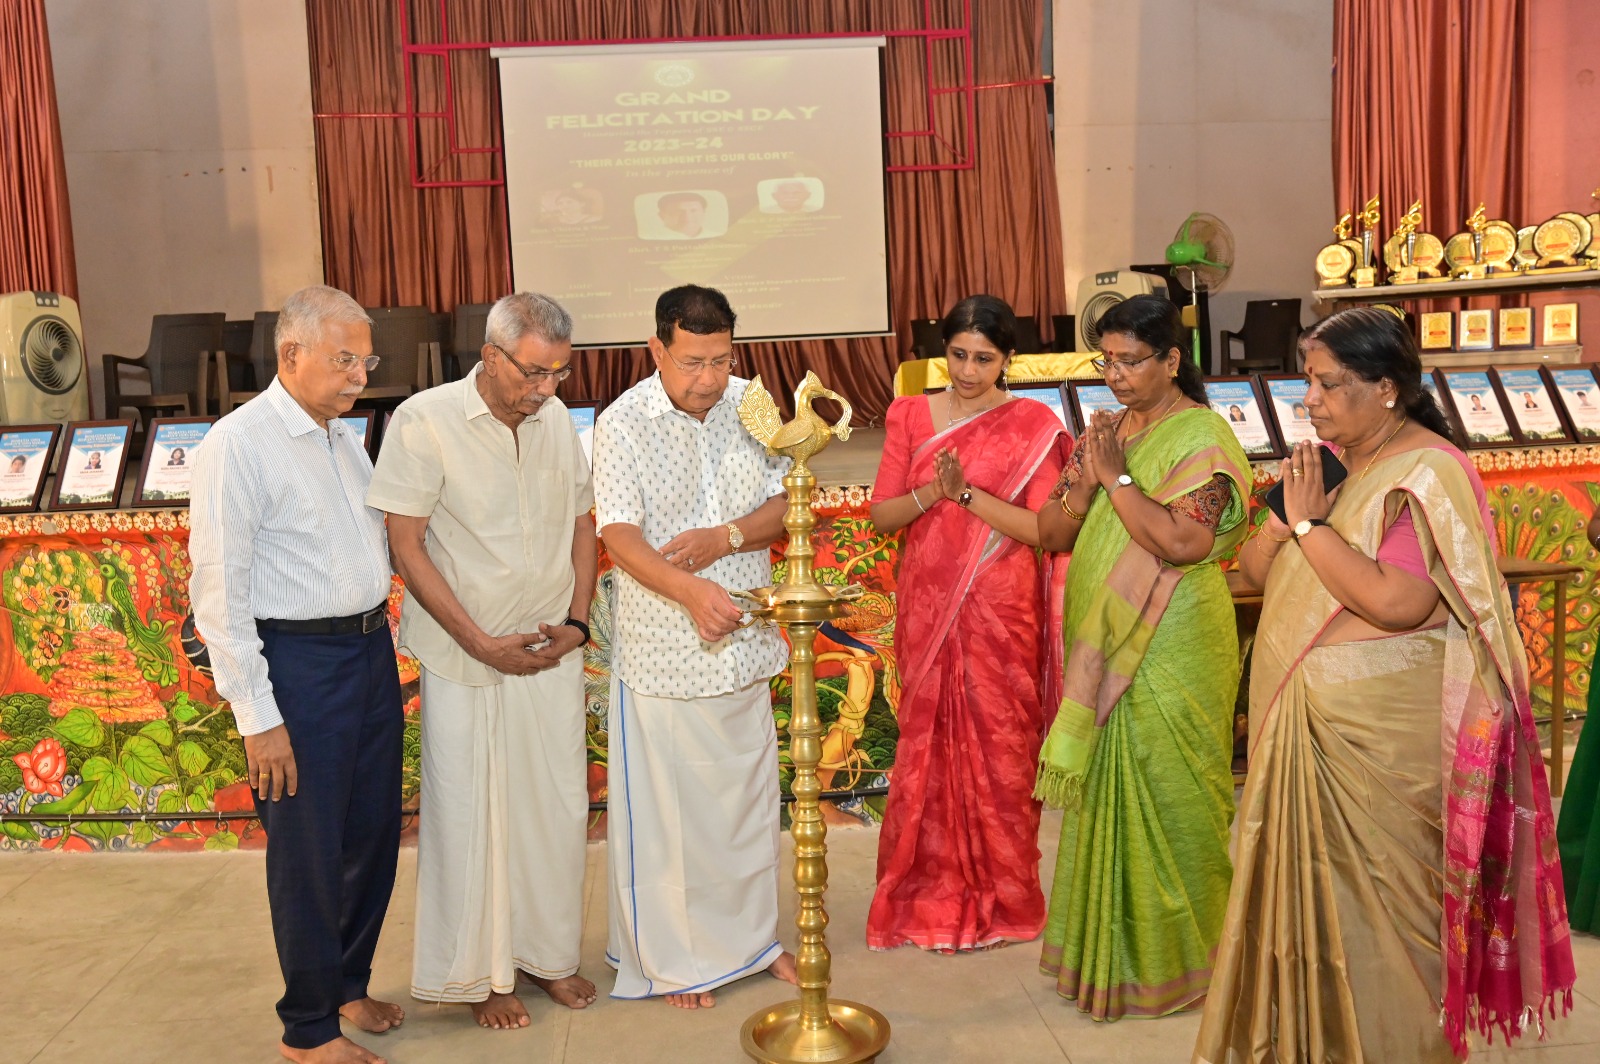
[1498,307,1534,349]
[0,424,62,513]
[339,410,377,457]
[1435,371,1514,448]
[133,417,216,506]
[1493,368,1570,443]
[1546,366,1600,442]
[50,420,134,510]
[1066,382,1125,429]
[1008,383,1073,434]
[1418,311,1453,350]
[566,399,599,466]
[1457,309,1494,351]
[1543,302,1579,345]
[1260,374,1319,448]
[1204,376,1282,459]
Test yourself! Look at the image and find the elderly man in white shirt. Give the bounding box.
[189,285,405,1064]
[592,284,798,1010]
[367,292,599,1029]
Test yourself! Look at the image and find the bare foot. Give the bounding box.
[279,1035,387,1064]
[523,972,598,1010]
[975,939,1012,952]
[470,992,531,1030]
[664,991,716,1009]
[768,951,798,984]
[338,997,404,1034]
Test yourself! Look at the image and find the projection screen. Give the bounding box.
[493,39,890,347]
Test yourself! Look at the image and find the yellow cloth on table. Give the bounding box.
[893,352,1101,396]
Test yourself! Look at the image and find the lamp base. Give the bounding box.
[740,1000,891,1064]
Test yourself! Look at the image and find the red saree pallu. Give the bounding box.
[866,395,1069,952]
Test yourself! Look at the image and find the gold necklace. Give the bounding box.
[1355,416,1407,482]
[1119,388,1183,442]
[945,387,999,426]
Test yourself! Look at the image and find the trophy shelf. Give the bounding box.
[1314,267,1600,303]
[1420,344,1584,370]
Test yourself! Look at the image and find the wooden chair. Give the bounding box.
[102,313,221,430]
[215,311,278,414]
[363,306,439,403]
[1221,298,1303,375]
[1050,314,1077,352]
[450,303,494,380]
[1014,315,1043,354]
[908,318,943,361]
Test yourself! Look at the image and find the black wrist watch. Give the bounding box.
[561,617,591,644]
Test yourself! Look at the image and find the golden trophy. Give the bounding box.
[1353,196,1381,287]
[1451,203,1490,280]
[734,372,892,1064]
[1314,213,1358,287]
[1383,200,1444,283]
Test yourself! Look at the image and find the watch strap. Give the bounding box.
[561,617,591,644]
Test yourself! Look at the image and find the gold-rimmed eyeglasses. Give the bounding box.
[666,350,737,376]
[489,342,572,383]
[291,343,380,373]
[1091,351,1160,376]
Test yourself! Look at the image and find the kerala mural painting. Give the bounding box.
[2,449,1595,852]
[0,487,903,852]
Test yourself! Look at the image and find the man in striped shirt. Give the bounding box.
[190,285,404,1064]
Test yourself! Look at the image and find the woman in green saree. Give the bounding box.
[1036,294,1251,1020]
[1556,506,1600,933]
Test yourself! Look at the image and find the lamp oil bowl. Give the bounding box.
[735,374,890,1064]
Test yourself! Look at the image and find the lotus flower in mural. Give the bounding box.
[45,625,166,723]
[13,737,67,798]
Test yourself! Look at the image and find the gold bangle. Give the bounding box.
[1059,495,1087,522]
[1259,528,1293,543]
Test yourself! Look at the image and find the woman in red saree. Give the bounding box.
[866,295,1071,952]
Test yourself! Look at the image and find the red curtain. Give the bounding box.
[305,0,1064,421]
[0,0,77,298]
[1332,0,1529,259]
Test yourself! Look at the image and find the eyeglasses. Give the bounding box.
[489,343,572,383]
[665,350,737,376]
[1091,351,1160,376]
[292,343,380,373]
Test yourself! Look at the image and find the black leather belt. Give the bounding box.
[256,603,388,636]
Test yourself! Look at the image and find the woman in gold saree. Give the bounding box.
[1036,295,1252,1020]
[1195,307,1574,1063]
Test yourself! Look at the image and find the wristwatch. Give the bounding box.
[957,488,974,508]
[1292,518,1329,539]
[1109,473,1134,493]
[726,522,745,553]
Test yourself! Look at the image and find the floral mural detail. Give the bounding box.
[4,447,1589,850]
[13,737,67,797]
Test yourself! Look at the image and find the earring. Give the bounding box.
[1385,400,1395,409]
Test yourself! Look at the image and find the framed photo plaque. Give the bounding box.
[0,424,62,513]
[1493,368,1570,443]
[1066,382,1125,429]
[1435,370,1515,448]
[565,399,600,466]
[50,420,134,510]
[1260,374,1319,448]
[133,417,217,506]
[1203,376,1282,459]
[1546,366,1600,442]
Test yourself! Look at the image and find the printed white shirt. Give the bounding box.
[188,378,391,736]
[592,372,788,699]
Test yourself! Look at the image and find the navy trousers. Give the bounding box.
[254,623,403,1050]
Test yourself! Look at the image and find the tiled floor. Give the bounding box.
[3,810,1598,1063]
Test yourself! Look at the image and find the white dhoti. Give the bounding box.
[411,658,588,1002]
[606,678,783,998]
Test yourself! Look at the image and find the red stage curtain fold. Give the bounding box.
[1332,0,1529,260]
[305,0,1065,421]
[0,0,77,298]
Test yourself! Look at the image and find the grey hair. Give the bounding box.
[275,285,372,357]
[485,292,573,351]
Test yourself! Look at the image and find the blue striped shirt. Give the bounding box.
[188,378,391,735]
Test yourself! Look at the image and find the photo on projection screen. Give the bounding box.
[494,40,891,348]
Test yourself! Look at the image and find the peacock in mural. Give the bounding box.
[100,562,178,688]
